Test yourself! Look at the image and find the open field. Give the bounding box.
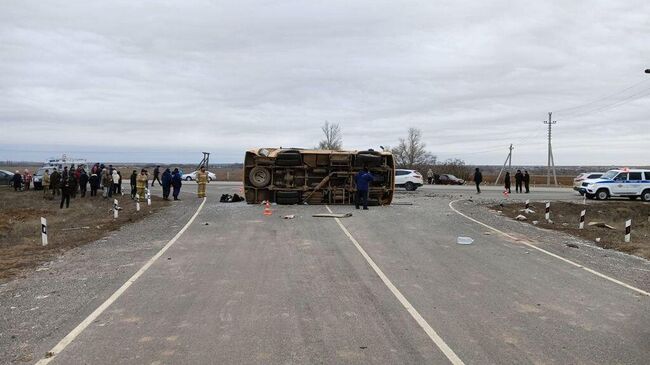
[0,186,169,283]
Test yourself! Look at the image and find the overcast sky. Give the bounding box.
[1,0,649,165]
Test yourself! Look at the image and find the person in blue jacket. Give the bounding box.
[171,168,182,201]
[355,166,374,210]
[161,168,172,200]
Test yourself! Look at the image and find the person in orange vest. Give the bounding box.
[196,166,209,198]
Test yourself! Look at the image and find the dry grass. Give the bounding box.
[494,201,650,260]
[0,186,169,282]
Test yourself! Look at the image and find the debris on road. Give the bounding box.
[515,215,527,221]
[565,243,579,249]
[393,202,414,205]
[588,222,616,230]
[312,213,353,218]
[532,220,539,225]
[457,236,474,245]
[520,208,536,214]
[283,215,295,219]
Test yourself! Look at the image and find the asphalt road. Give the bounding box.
[30,184,650,364]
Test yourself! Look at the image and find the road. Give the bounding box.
[32,184,650,364]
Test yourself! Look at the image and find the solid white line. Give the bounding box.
[36,197,208,364]
[325,205,465,365]
[448,199,649,297]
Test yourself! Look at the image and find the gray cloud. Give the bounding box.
[1,0,649,165]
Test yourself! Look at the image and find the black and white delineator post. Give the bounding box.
[135,194,141,212]
[40,217,48,246]
[525,200,530,210]
[625,219,631,243]
[579,210,586,229]
[545,202,550,220]
[113,199,119,219]
[146,188,151,206]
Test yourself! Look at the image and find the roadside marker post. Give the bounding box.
[113,199,119,219]
[146,188,151,206]
[625,219,631,243]
[545,202,550,221]
[579,210,586,229]
[40,217,48,246]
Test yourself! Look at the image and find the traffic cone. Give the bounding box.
[503,190,510,198]
[263,201,272,216]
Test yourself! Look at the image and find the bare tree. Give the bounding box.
[391,128,436,168]
[317,121,343,150]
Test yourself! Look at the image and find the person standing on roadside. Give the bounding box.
[129,170,137,199]
[524,170,531,193]
[102,168,112,198]
[354,166,374,210]
[117,171,123,195]
[12,171,22,191]
[427,168,434,185]
[111,169,120,196]
[136,169,148,200]
[23,170,32,190]
[473,168,482,194]
[196,166,209,198]
[89,172,99,197]
[152,166,162,187]
[60,173,74,209]
[171,168,182,200]
[42,169,50,198]
[50,168,60,196]
[504,171,512,194]
[79,169,89,197]
[161,168,172,200]
[514,169,524,193]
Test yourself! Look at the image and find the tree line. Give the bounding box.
[317,122,472,179]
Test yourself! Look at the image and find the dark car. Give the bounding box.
[437,174,465,185]
[0,169,15,186]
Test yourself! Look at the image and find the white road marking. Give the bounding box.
[448,199,649,297]
[35,197,208,364]
[325,205,465,365]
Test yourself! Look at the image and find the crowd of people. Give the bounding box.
[11,164,210,209]
[472,168,531,194]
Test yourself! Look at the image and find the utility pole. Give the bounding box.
[494,144,513,185]
[544,112,558,186]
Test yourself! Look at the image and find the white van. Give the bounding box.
[585,169,650,201]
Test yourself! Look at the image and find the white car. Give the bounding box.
[394,169,424,191]
[182,170,216,182]
[573,172,603,195]
[585,169,650,201]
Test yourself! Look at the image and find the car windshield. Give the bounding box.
[447,175,457,179]
[601,170,618,180]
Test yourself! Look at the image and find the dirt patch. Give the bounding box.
[492,201,650,260]
[0,186,170,282]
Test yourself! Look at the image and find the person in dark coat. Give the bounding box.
[60,174,74,209]
[79,169,89,197]
[354,166,374,210]
[129,170,137,199]
[12,171,22,191]
[171,168,182,201]
[152,166,162,187]
[50,168,61,196]
[524,170,531,193]
[504,171,511,193]
[69,168,78,198]
[473,168,482,194]
[161,168,172,200]
[514,169,524,193]
[89,173,99,197]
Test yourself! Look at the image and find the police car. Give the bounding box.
[584,168,650,201]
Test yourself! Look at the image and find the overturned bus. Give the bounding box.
[244,148,395,205]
